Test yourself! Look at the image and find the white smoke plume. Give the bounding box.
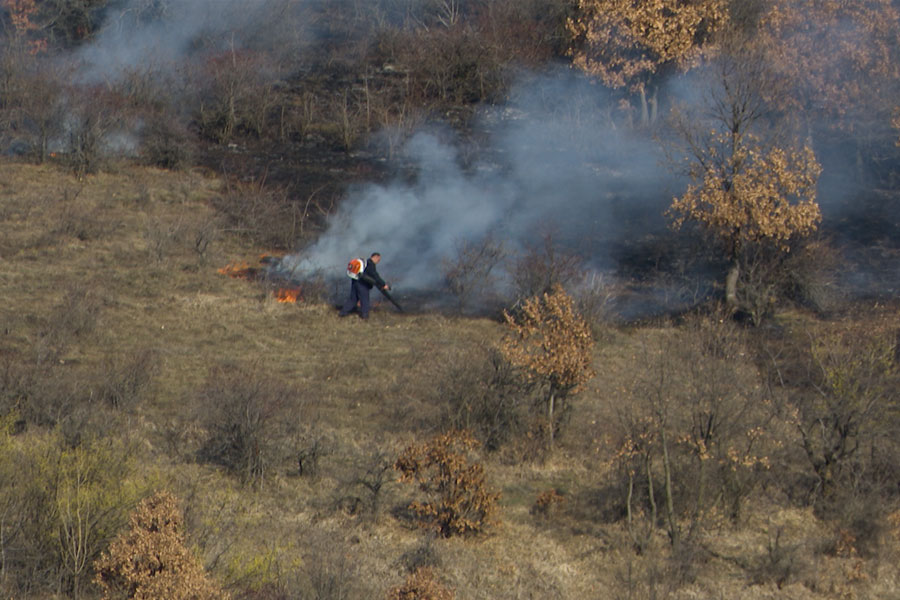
[65,2,899,304]
[277,69,677,291]
[74,0,304,83]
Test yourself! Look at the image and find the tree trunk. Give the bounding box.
[725,261,740,311]
[639,88,649,127]
[660,427,678,547]
[547,389,555,450]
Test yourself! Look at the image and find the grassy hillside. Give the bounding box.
[2,161,899,599]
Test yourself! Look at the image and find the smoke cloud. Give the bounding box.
[65,2,899,307]
[74,0,304,83]
[277,69,678,293]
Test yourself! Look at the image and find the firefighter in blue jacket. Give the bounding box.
[339,252,390,319]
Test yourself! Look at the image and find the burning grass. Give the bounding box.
[217,255,303,303]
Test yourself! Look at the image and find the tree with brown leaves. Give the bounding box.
[567,0,728,124]
[666,35,823,324]
[394,430,500,538]
[501,284,594,449]
[93,491,228,600]
[759,0,900,130]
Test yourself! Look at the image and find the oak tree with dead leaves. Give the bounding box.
[671,139,821,323]
[759,0,900,129]
[502,284,594,449]
[567,0,728,124]
[394,430,500,538]
[666,35,823,324]
[93,491,228,600]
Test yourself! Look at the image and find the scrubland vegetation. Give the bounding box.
[2,1,900,599]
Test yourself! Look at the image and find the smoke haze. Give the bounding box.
[74,0,304,83]
[63,2,900,307]
[277,69,678,292]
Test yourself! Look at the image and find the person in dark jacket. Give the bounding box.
[339,252,390,319]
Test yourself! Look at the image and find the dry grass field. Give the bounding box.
[2,160,899,599]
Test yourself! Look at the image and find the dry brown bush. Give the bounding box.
[387,567,454,600]
[395,429,500,537]
[94,490,229,600]
[531,488,567,520]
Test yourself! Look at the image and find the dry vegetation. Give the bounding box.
[1,161,898,599]
[2,1,900,598]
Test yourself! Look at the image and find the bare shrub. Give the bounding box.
[143,215,187,263]
[63,87,128,177]
[336,447,396,520]
[48,283,104,339]
[299,530,361,600]
[394,430,500,538]
[749,525,806,589]
[509,232,583,302]
[94,491,229,600]
[335,89,365,151]
[776,235,844,315]
[194,46,279,143]
[369,97,427,161]
[53,197,117,242]
[279,90,318,142]
[438,345,531,453]
[1,353,72,428]
[189,214,223,266]
[570,270,619,334]
[4,63,68,164]
[441,234,506,314]
[140,114,195,170]
[610,548,679,600]
[788,323,896,503]
[295,426,333,479]
[0,428,139,599]
[398,534,441,575]
[211,177,308,251]
[195,365,303,486]
[97,348,159,410]
[607,316,774,551]
[399,26,507,105]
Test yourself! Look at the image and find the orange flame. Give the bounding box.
[218,261,256,280]
[275,288,301,303]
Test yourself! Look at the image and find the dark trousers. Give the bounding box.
[339,279,371,318]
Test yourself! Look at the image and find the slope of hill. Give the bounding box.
[1,161,899,599]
